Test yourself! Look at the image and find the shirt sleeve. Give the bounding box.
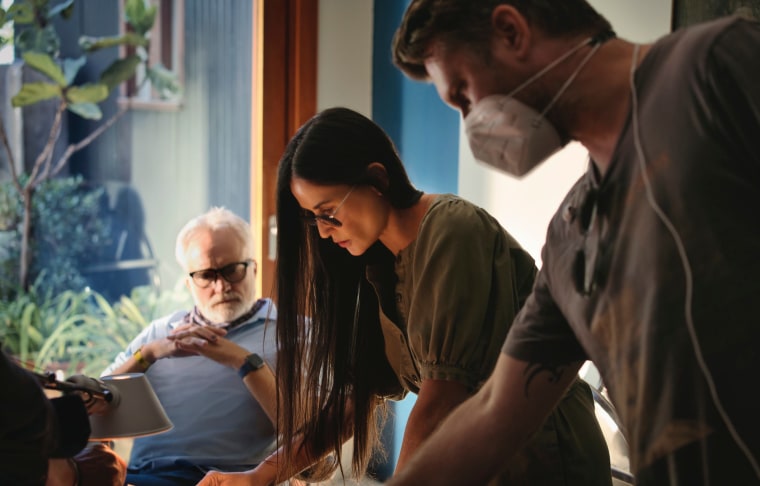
[403,196,536,389]
[502,265,587,365]
[706,18,760,167]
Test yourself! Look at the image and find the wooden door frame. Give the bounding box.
[251,0,317,299]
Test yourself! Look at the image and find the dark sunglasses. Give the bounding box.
[302,185,356,228]
[188,260,255,288]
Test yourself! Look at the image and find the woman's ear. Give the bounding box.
[365,162,389,195]
[491,4,531,60]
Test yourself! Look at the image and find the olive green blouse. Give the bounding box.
[366,194,536,394]
[365,194,612,485]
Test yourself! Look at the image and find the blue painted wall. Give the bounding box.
[371,0,461,476]
[372,0,459,195]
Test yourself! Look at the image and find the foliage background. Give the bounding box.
[0,175,109,299]
[0,280,192,377]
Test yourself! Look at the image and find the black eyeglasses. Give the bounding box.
[188,260,255,288]
[302,185,356,228]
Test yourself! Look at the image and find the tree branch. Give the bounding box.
[28,100,66,191]
[50,103,130,178]
[0,113,24,194]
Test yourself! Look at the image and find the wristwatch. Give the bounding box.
[238,353,265,378]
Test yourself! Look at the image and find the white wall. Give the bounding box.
[317,0,374,118]
[458,0,672,265]
[316,0,383,468]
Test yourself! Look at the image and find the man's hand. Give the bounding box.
[169,326,249,369]
[167,323,228,355]
[147,324,228,360]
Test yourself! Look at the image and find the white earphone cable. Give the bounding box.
[629,43,760,478]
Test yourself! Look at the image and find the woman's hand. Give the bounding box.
[196,470,263,486]
[196,468,306,486]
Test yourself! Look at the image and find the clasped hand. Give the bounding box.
[165,324,247,369]
[168,323,227,352]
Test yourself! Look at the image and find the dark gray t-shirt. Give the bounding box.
[504,16,760,484]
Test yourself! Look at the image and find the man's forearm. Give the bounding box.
[388,355,579,485]
[242,364,278,425]
[389,377,508,485]
[394,379,469,472]
[108,343,155,375]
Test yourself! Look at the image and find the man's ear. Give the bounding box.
[365,162,389,195]
[491,4,531,59]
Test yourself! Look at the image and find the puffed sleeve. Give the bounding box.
[400,196,536,390]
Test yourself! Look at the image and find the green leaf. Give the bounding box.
[48,0,75,19]
[19,302,37,363]
[119,296,148,328]
[22,51,67,86]
[124,0,146,23]
[62,56,86,85]
[65,83,109,104]
[78,32,148,51]
[67,102,102,120]
[147,64,182,99]
[35,313,83,369]
[0,9,6,26]
[124,0,157,35]
[93,292,116,319]
[7,3,35,24]
[11,82,62,107]
[15,24,60,56]
[99,55,141,90]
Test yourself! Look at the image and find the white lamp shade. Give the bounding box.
[89,373,173,441]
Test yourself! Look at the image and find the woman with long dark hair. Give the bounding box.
[200,107,611,485]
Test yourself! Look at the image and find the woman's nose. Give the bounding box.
[316,222,333,239]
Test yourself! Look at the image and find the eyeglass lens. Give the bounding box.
[303,186,356,228]
[191,262,250,288]
[304,213,341,227]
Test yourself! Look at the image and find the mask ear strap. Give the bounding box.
[508,35,593,97]
[536,40,602,120]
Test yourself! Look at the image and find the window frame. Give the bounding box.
[117,0,185,112]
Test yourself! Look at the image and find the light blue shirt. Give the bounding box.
[103,299,278,471]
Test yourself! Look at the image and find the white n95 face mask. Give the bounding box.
[464,34,607,178]
[464,95,563,177]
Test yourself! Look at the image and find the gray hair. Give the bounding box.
[175,207,254,270]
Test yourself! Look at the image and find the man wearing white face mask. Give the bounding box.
[390,1,760,486]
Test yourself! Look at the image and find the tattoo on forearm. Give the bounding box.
[523,362,567,398]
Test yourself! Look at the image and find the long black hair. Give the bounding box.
[275,108,422,480]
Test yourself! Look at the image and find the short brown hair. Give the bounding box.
[392,0,612,80]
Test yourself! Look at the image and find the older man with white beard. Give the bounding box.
[102,207,278,486]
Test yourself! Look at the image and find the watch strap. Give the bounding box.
[238,353,265,378]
